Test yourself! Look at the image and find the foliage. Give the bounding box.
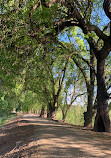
[0,0,111,131]
[0,113,17,127]
[20,91,38,113]
[57,105,86,126]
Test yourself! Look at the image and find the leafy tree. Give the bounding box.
[36,0,111,132]
[24,43,71,118]
[1,0,111,132]
[61,64,86,122]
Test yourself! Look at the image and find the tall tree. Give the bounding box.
[40,0,111,132]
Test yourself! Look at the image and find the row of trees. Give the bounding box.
[0,0,111,132]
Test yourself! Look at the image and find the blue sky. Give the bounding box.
[58,6,111,106]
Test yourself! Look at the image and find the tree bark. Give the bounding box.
[39,104,45,117]
[47,101,58,119]
[47,102,54,118]
[62,113,67,122]
[52,102,58,119]
[94,58,110,132]
[62,109,68,122]
[84,50,95,127]
[84,88,94,127]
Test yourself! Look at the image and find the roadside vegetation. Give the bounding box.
[0,113,17,127]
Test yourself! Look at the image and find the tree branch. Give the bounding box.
[86,25,109,41]
[56,56,70,99]
[103,0,111,20]
[72,56,90,88]
[70,92,86,106]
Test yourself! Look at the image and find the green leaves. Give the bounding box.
[20,91,38,112]
[0,0,110,123]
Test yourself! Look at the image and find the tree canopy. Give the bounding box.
[0,0,111,132]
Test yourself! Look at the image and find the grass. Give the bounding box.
[0,113,18,128]
[56,105,86,126]
[57,106,111,127]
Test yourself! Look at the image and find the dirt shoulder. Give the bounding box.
[0,114,111,158]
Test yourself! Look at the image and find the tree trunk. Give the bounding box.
[84,50,95,127]
[47,102,54,118]
[62,111,67,122]
[94,58,110,132]
[84,83,95,127]
[62,112,66,122]
[52,102,58,119]
[62,105,71,122]
[51,57,70,119]
[39,104,45,117]
[62,109,67,122]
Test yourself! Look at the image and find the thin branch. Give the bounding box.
[72,56,90,88]
[74,53,97,76]
[70,92,86,105]
[56,56,70,98]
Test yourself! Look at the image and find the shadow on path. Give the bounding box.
[0,114,111,158]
